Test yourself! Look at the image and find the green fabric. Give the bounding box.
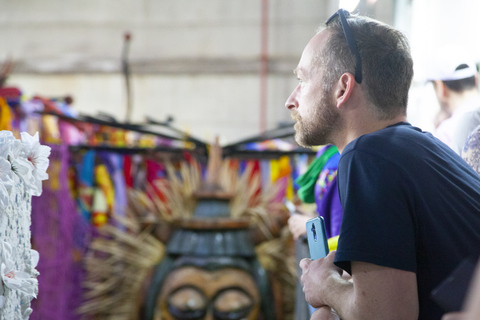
[295,145,338,203]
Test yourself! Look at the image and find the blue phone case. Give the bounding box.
[306,217,329,260]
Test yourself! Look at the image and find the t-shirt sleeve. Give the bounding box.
[334,149,417,274]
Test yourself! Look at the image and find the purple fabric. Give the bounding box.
[314,150,343,239]
[31,144,91,320]
[110,153,127,231]
[316,178,342,239]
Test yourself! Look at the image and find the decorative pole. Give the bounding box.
[122,32,132,123]
[259,0,269,133]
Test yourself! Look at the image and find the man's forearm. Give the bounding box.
[300,254,418,320]
[321,271,358,320]
[320,262,418,320]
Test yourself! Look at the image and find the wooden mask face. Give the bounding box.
[156,266,260,320]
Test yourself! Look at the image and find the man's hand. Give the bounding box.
[288,214,311,240]
[299,251,343,307]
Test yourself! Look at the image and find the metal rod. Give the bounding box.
[122,32,132,122]
[259,0,269,133]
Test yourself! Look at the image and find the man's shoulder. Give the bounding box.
[342,122,425,157]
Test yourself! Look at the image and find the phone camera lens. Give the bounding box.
[311,224,317,241]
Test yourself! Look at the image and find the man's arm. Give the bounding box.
[300,251,419,320]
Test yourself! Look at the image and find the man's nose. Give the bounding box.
[285,86,299,111]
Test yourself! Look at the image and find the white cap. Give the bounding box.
[425,47,478,81]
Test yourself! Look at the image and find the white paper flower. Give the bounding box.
[8,139,35,188]
[1,261,38,299]
[0,131,16,154]
[20,132,51,196]
[0,241,38,299]
[0,157,14,190]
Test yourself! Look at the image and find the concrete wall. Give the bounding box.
[1,0,396,144]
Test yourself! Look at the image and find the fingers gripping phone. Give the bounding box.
[306,217,329,260]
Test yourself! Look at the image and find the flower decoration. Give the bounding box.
[20,132,51,197]
[20,296,33,320]
[30,250,39,270]
[0,241,38,299]
[0,158,14,209]
[22,306,33,320]
[0,131,16,152]
[8,138,35,187]
[0,131,16,208]
[0,131,50,205]
[0,131,45,316]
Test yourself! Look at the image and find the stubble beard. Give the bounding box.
[292,94,340,148]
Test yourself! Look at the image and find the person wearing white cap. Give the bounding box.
[427,53,480,154]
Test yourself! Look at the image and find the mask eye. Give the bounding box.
[167,286,207,320]
[213,288,254,320]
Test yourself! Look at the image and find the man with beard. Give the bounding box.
[285,10,480,320]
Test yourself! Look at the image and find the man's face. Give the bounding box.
[285,31,341,147]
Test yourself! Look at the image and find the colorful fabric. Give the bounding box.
[31,144,90,320]
[108,154,128,231]
[76,150,95,221]
[0,97,12,131]
[123,155,134,188]
[314,147,342,239]
[269,156,293,203]
[295,145,338,203]
[146,159,167,203]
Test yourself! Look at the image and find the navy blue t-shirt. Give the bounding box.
[334,122,480,320]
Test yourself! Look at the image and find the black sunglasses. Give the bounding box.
[326,9,363,84]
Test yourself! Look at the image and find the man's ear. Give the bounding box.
[334,73,356,109]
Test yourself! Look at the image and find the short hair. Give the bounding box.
[443,65,477,92]
[320,15,414,119]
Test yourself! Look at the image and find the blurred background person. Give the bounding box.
[427,50,480,154]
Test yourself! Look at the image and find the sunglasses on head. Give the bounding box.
[326,9,363,84]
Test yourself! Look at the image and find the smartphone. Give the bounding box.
[306,217,329,260]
